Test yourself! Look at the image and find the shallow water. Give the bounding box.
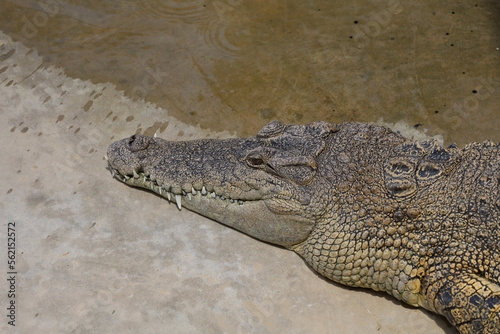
[2,0,500,145]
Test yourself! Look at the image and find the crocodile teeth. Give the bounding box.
[104,155,108,161]
[175,194,182,210]
[154,132,157,138]
[109,168,246,206]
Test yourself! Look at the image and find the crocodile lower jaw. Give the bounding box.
[108,163,247,210]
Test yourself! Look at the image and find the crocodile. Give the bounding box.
[106,120,500,333]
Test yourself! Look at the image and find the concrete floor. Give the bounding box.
[1,0,500,333]
[0,30,454,334]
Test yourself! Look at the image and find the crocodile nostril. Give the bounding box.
[127,135,150,152]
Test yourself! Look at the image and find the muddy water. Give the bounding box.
[1,0,500,145]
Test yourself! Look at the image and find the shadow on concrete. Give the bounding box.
[300,258,458,334]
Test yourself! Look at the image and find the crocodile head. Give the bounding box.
[107,121,338,248]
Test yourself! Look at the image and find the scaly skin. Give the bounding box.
[107,121,500,333]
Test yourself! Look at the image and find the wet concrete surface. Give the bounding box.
[1,0,500,145]
[1,0,500,333]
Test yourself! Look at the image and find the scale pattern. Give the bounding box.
[292,123,500,333]
[107,121,500,333]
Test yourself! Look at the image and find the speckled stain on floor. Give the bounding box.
[0,0,499,333]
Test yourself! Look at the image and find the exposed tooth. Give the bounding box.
[154,132,157,138]
[182,190,187,196]
[175,195,182,210]
[202,186,207,196]
[221,196,225,200]
[211,192,216,198]
[159,186,162,195]
[238,200,243,205]
[124,175,130,180]
[111,169,115,177]
[133,170,139,179]
[230,199,234,203]
[191,187,196,196]
[187,193,192,200]
[104,155,108,161]
[167,192,171,201]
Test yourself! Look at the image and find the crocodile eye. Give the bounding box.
[246,155,265,168]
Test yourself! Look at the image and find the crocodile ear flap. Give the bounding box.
[257,120,287,138]
[250,121,338,185]
[245,148,317,185]
[257,120,338,139]
[269,153,317,185]
[306,121,339,138]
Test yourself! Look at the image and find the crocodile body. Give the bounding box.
[107,121,500,333]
